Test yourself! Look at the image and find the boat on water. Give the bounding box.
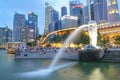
[6,42,26,54]
[7,48,16,54]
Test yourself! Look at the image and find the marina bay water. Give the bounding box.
[49,24,88,69]
[18,24,94,77]
[1,50,120,80]
[3,23,103,78]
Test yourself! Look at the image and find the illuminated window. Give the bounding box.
[111,9,115,13]
[108,2,111,6]
[116,9,118,13]
[109,11,112,14]
[112,1,116,5]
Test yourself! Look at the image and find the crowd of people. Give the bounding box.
[15,46,80,56]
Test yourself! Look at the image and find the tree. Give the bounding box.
[97,32,109,47]
[50,35,61,43]
[97,31,102,45]
[114,36,120,45]
[27,41,36,47]
[73,31,90,45]
[61,31,69,41]
[36,34,42,40]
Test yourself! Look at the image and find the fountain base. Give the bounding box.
[79,49,104,61]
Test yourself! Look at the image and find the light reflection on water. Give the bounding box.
[0,50,120,80]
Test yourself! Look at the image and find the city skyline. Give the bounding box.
[0,0,120,35]
[0,0,87,35]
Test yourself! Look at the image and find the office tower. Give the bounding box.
[0,27,12,44]
[69,0,84,26]
[61,6,67,17]
[108,0,119,22]
[28,12,39,38]
[61,15,78,29]
[93,0,108,23]
[45,2,53,34]
[49,10,59,33]
[24,20,36,42]
[84,2,94,24]
[13,13,26,42]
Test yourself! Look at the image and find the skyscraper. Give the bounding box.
[83,2,94,24]
[0,27,12,44]
[93,0,108,23]
[49,10,59,32]
[61,6,67,17]
[108,0,119,22]
[28,12,39,38]
[28,12,38,26]
[83,5,89,24]
[13,13,26,42]
[69,0,84,26]
[45,2,53,34]
[61,15,78,29]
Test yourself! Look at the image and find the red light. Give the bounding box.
[72,5,77,8]
[72,5,83,9]
[77,5,83,8]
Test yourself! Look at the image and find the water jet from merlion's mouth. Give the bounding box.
[49,24,89,69]
[17,21,98,78]
[49,21,98,69]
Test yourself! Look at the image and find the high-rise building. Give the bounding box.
[28,12,38,26]
[49,10,59,33]
[69,0,84,26]
[61,15,78,29]
[13,13,26,42]
[93,0,108,23]
[108,0,119,22]
[83,2,94,24]
[24,20,36,42]
[0,27,12,44]
[28,12,39,38]
[45,2,53,35]
[61,6,67,17]
[83,5,89,24]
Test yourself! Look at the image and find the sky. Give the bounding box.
[0,0,86,35]
[0,0,120,35]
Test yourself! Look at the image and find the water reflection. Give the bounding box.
[0,50,120,80]
[58,62,120,80]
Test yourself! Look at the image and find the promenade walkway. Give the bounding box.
[15,47,79,60]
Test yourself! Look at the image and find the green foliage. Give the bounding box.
[61,31,69,41]
[97,32,109,47]
[27,42,36,47]
[73,31,89,45]
[48,31,89,45]
[97,32,102,45]
[49,31,70,43]
[36,34,42,40]
[50,35,61,43]
[114,36,120,45]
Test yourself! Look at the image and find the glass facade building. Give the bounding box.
[49,10,59,33]
[69,0,84,26]
[0,27,12,44]
[28,12,39,39]
[13,13,26,42]
[93,0,108,23]
[44,2,53,35]
[61,6,67,17]
[61,15,78,29]
[83,2,94,24]
[108,0,119,22]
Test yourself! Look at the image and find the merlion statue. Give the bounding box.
[88,21,97,47]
